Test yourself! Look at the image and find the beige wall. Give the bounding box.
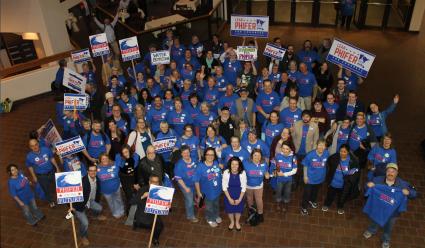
[0,0,79,56]
[410,0,425,31]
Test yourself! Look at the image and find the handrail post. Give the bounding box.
[290,0,296,24]
[227,0,232,23]
[246,0,252,15]
[268,0,275,24]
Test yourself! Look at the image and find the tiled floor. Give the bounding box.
[2,19,425,248]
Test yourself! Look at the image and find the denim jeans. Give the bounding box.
[37,172,55,203]
[21,199,44,225]
[103,189,125,218]
[367,217,397,242]
[275,181,292,203]
[74,200,103,238]
[179,186,195,219]
[204,197,220,222]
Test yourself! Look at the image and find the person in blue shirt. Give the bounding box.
[217,84,238,115]
[60,154,88,177]
[326,117,352,155]
[269,64,282,88]
[241,128,270,163]
[367,133,397,180]
[336,91,365,121]
[200,125,227,158]
[53,59,66,90]
[222,52,242,86]
[323,93,339,122]
[7,164,44,226]
[297,63,318,110]
[118,90,138,119]
[174,145,199,222]
[244,149,270,223]
[167,97,193,136]
[287,60,300,83]
[175,124,201,162]
[132,72,146,90]
[194,147,223,228]
[195,102,217,138]
[82,120,111,164]
[322,144,359,214]
[262,110,285,147]
[338,65,364,91]
[81,61,97,85]
[188,35,204,58]
[213,66,229,97]
[62,110,82,139]
[146,96,168,135]
[256,80,281,125]
[202,77,220,113]
[280,97,303,128]
[108,68,127,88]
[366,94,399,141]
[170,37,186,62]
[97,153,125,218]
[108,76,124,98]
[180,63,196,82]
[340,0,356,30]
[363,163,416,248]
[156,121,178,177]
[26,139,60,207]
[301,139,329,215]
[162,89,175,112]
[162,29,174,50]
[220,136,250,169]
[256,67,270,94]
[143,45,158,76]
[178,49,201,71]
[145,78,162,98]
[187,93,201,120]
[296,40,319,71]
[270,141,297,212]
[349,112,377,169]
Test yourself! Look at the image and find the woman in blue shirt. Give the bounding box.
[174,145,198,222]
[7,164,44,226]
[244,149,270,223]
[367,133,397,180]
[262,110,285,146]
[270,142,297,212]
[175,124,201,162]
[200,125,227,159]
[97,153,125,218]
[195,102,217,138]
[116,145,140,214]
[366,94,399,141]
[60,154,87,177]
[166,97,192,136]
[194,148,223,228]
[301,139,329,215]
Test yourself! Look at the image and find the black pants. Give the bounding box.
[324,186,345,209]
[37,172,55,203]
[294,155,306,189]
[354,148,369,169]
[120,173,135,213]
[301,184,321,209]
[341,15,353,30]
[134,218,163,241]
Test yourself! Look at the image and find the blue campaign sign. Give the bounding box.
[263,43,286,61]
[89,33,110,57]
[55,171,84,204]
[230,15,269,38]
[119,36,141,62]
[145,185,175,215]
[55,136,86,157]
[327,38,376,78]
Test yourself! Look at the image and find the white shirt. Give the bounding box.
[222,169,247,193]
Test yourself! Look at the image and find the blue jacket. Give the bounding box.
[366,103,397,137]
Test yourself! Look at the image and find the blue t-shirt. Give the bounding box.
[115,117,130,136]
[367,113,385,137]
[269,72,281,85]
[193,161,222,200]
[363,184,407,227]
[298,124,310,155]
[223,59,242,85]
[348,125,368,151]
[63,156,88,177]
[194,112,217,137]
[244,161,269,187]
[296,50,319,71]
[297,72,317,97]
[302,149,329,184]
[287,70,300,83]
[368,146,397,166]
[323,102,339,120]
[147,84,162,98]
[188,42,204,58]
[280,107,302,128]
[330,156,350,189]
[163,99,174,112]
[118,97,138,118]
[180,68,196,82]
[174,158,197,188]
[278,81,288,98]
[220,147,250,167]
[62,116,81,139]
[82,71,96,84]
[167,110,193,136]
[343,72,360,91]
[241,139,270,159]
[200,136,226,150]
[171,44,186,61]
[83,132,111,160]
[256,91,281,124]
[8,173,34,204]
[346,103,356,118]
[214,75,228,97]
[176,136,200,161]
[97,164,120,194]
[270,154,297,183]
[180,89,194,109]
[262,122,284,147]
[336,127,351,151]
[25,147,55,174]
[186,104,201,120]
[146,106,168,134]
[218,94,238,115]
[178,57,201,71]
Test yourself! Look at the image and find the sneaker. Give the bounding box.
[363,230,373,239]
[49,202,56,208]
[321,206,329,212]
[309,201,318,209]
[215,217,222,224]
[382,241,390,248]
[96,215,107,221]
[337,209,345,215]
[81,237,90,247]
[189,217,199,223]
[153,239,160,247]
[207,220,218,228]
[300,208,309,216]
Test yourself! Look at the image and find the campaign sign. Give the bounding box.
[327,38,376,77]
[64,93,89,111]
[230,15,269,38]
[63,68,87,94]
[89,33,110,57]
[55,136,86,157]
[237,46,257,61]
[39,119,62,148]
[144,185,175,215]
[71,49,91,63]
[119,36,141,62]
[55,171,84,204]
[152,137,177,154]
[263,43,286,61]
[151,50,171,65]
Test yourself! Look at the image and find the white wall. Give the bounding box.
[409,0,425,31]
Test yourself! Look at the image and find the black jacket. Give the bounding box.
[336,99,365,121]
[137,156,164,186]
[326,153,360,201]
[74,175,101,212]
[131,185,161,226]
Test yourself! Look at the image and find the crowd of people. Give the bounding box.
[7,29,417,248]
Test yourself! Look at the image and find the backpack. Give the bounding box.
[246,205,259,226]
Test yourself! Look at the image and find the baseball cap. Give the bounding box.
[386,163,398,171]
[105,92,114,99]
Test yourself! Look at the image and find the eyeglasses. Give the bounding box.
[185,129,193,132]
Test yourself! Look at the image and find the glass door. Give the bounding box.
[294,0,315,24]
[319,0,340,25]
[275,0,292,23]
[364,0,391,27]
